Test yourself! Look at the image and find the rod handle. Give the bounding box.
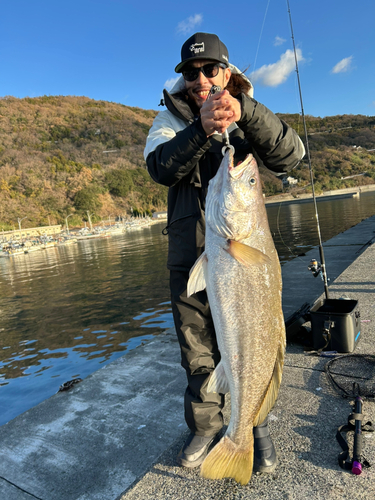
[352,396,363,475]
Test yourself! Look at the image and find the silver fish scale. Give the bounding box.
[203,152,285,449]
[205,231,283,443]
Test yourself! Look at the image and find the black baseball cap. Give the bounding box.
[175,32,229,73]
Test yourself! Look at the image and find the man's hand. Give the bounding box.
[200,90,241,137]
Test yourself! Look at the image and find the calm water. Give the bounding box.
[1,191,375,425]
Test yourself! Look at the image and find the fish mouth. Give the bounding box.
[228,153,256,179]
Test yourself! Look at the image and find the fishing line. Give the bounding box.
[274,197,312,265]
[275,202,306,264]
[276,203,294,257]
[285,0,330,299]
[252,0,271,73]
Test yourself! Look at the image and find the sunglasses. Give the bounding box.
[182,63,226,82]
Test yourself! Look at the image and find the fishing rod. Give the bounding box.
[286,6,369,477]
[286,0,330,299]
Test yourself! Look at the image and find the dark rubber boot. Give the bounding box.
[176,430,222,468]
[253,417,278,473]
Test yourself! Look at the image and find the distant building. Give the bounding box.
[282,176,298,187]
[1,225,62,242]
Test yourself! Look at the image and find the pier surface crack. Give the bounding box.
[0,476,45,500]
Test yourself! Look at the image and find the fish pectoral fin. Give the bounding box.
[207,362,230,394]
[187,252,208,297]
[254,341,285,427]
[226,240,271,267]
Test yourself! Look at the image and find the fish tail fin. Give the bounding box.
[254,340,285,427]
[200,435,253,486]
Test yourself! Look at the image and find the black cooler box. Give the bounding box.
[310,298,361,353]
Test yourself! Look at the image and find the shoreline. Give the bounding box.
[265,182,375,206]
[0,217,155,255]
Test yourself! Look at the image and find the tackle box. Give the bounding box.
[310,298,361,353]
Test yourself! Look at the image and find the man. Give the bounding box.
[144,33,304,471]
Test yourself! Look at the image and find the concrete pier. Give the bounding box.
[1,216,375,500]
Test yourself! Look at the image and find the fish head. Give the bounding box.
[207,151,264,240]
[227,153,261,210]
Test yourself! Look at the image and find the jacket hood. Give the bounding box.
[167,64,254,98]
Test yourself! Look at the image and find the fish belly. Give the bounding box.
[201,231,285,484]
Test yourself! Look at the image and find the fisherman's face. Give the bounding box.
[183,59,231,111]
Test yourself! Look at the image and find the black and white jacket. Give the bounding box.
[144,69,305,272]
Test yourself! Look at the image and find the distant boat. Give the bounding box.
[0,246,25,257]
[41,241,57,249]
[23,240,44,253]
[57,237,77,246]
[24,244,43,253]
[75,231,111,240]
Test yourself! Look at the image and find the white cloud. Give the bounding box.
[176,14,203,35]
[274,36,286,47]
[164,77,180,90]
[250,49,304,87]
[331,56,353,74]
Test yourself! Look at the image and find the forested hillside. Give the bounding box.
[275,113,375,196]
[0,95,374,230]
[0,96,162,230]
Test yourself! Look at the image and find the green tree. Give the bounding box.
[74,186,102,212]
[105,169,134,197]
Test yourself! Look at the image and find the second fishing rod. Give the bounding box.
[286,0,330,299]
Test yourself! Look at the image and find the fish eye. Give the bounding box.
[249,178,256,185]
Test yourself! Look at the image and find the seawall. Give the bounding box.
[265,183,375,206]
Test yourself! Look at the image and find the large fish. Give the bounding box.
[187,150,285,485]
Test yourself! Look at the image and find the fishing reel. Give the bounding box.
[308,259,325,280]
[308,259,330,283]
[308,259,321,277]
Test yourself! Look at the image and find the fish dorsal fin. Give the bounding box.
[207,361,230,394]
[187,252,208,297]
[226,240,271,267]
[253,341,285,427]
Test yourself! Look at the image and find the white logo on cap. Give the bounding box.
[189,42,205,54]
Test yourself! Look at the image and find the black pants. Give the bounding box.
[170,270,225,437]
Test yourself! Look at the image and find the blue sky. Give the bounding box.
[1,0,374,118]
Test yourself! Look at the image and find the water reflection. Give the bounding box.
[1,192,375,425]
[0,223,174,424]
[286,203,304,238]
[268,191,375,260]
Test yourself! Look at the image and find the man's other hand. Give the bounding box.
[200,90,241,136]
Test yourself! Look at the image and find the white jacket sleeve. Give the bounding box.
[144,110,188,160]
